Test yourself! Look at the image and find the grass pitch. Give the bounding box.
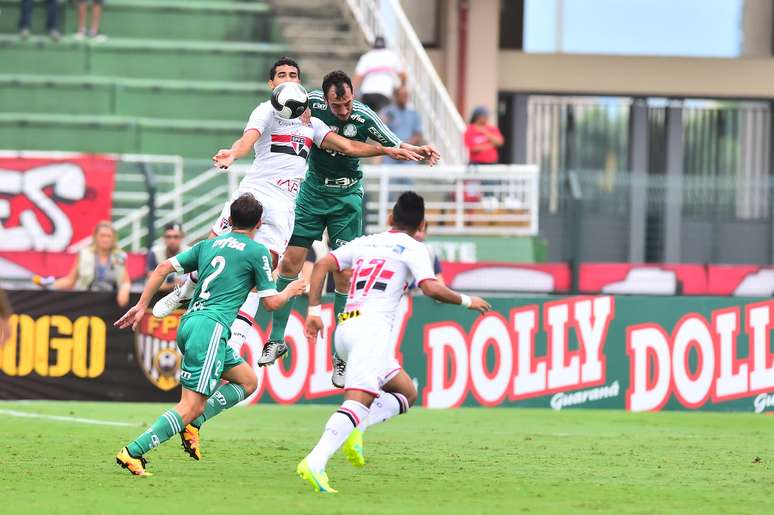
[0,401,771,514]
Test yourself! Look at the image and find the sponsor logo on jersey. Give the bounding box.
[343,124,357,137]
[312,102,327,110]
[134,311,183,391]
[212,236,246,251]
[350,113,366,123]
[392,244,406,255]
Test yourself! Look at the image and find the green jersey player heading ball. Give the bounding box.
[114,194,306,476]
[260,71,440,374]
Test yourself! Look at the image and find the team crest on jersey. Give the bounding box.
[291,134,306,154]
[343,124,357,137]
[134,310,183,391]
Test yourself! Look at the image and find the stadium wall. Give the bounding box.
[2,290,774,414]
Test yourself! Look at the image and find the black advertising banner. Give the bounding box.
[0,290,180,402]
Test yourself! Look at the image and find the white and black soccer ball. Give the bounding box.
[271,82,309,119]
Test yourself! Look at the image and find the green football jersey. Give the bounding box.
[307,89,401,192]
[170,232,276,329]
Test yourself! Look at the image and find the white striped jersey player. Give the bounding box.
[329,230,436,394]
[213,101,331,257]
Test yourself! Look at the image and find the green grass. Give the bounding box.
[0,402,771,514]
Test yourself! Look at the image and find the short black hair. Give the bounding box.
[163,222,183,233]
[322,70,353,100]
[230,194,263,230]
[270,56,301,81]
[392,191,425,231]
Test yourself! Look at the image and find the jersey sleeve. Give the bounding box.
[406,243,436,287]
[330,241,357,271]
[361,104,401,147]
[169,242,202,274]
[252,246,278,297]
[244,102,273,135]
[311,116,333,146]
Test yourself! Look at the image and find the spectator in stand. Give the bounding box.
[465,106,504,165]
[381,86,423,164]
[464,106,505,202]
[146,223,189,294]
[17,0,61,41]
[33,220,131,306]
[353,36,406,112]
[0,288,12,348]
[75,0,107,41]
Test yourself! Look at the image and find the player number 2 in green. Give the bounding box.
[199,256,226,300]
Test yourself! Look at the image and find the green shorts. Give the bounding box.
[176,315,244,396]
[288,180,363,250]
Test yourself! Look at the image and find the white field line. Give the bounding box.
[0,408,140,427]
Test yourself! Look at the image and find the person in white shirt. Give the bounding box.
[296,191,490,494]
[353,36,407,112]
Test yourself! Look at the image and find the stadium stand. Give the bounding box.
[0,0,365,158]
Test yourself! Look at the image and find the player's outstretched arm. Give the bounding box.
[320,133,423,161]
[304,255,339,342]
[115,260,177,331]
[401,142,441,166]
[261,278,306,312]
[419,279,490,315]
[213,130,261,170]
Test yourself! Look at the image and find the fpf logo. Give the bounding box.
[134,311,183,391]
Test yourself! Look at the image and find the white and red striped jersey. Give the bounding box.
[241,101,331,198]
[330,230,436,325]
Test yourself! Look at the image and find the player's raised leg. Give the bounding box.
[180,351,257,460]
[342,369,417,467]
[297,389,374,493]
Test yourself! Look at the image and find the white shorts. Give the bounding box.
[334,315,401,395]
[211,183,295,257]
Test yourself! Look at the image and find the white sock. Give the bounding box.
[228,292,260,347]
[178,271,198,300]
[359,391,409,432]
[306,400,369,471]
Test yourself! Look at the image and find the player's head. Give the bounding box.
[389,191,426,235]
[269,57,301,89]
[229,194,264,232]
[322,70,354,121]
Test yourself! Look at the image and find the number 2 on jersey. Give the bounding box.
[199,256,226,300]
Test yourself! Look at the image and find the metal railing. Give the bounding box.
[362,164,540,236]
[345,0,468,166]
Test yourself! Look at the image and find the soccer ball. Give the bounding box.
[271,82,309,119]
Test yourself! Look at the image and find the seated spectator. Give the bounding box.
[354,36,406,113]
[146,223,189,294]
[33,220,131,306]
[17,0,60,41]
[75,0,106,41]
[381,86,423,164]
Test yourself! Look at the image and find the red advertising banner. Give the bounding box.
[579,263,708,295]
[0,155,117,278]
[442,262,571,292]
[707,265,774,297]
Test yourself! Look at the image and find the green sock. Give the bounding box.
[190,383,247,428]
[126,409,183,457]
[333,290,348,359]
[269,274,298,341]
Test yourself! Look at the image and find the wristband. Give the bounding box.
[308,305,322,317]
[459,294,472,308]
